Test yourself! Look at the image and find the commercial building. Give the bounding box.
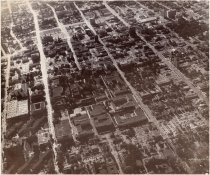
[113,106,148,128]
[6,100,29,123]
[90,104,115,133]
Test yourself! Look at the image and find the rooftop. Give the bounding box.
[90,104,107,116]
[138,17,157,23]
[70,107,87,118]
[6,100,29,119]
[113,107,147,127]
[37,128,50,145]
[111,94,137,110]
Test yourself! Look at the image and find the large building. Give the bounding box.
[89,104,115,133]
[113,106,148,128]
[109,95,148,128]
[6,100,29,123]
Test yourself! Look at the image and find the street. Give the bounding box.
[27,1,60,173]
[47,3,82,70]
[76,2,193,173]
[7,0,24,50]
[105,134,123,174]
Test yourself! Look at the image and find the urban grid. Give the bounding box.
[1,0,209,174]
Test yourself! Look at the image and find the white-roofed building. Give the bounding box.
[37,128,50,148]
[6,100,29,122]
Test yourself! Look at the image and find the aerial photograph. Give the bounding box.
[1,0,209,174]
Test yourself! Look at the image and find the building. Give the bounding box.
[109,94,136,111]
[72,114,94,141]
[90,104,115,133]
[156,75,172,87]
[113,106,148,128]
[161,9,168,19]
[37,128,50,149]
[30,101,47,117]
[70,107,87,118]
[93,113,115,134]
[6,100,29,123]
[103,74,130,96]
[109,94,148,128]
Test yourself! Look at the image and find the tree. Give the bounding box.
[124,143,143,173]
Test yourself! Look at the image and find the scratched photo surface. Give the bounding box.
[1,0,209,174]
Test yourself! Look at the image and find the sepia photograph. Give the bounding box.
[1,0,209,174]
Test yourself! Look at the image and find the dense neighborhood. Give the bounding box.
[1,0,209,174]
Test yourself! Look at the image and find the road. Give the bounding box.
[47,4,82,70]
[155,1,170,10]
[105,134,123,174]
[27,1,59,173]
[2,0,27,167]
[135,0,209,61]
[61,109,79,144]
[74,2,97,34]
[100,75,114,98]
[7,0,23,50]
[39,22,85,34]
[140,38,208,105]
[174,1,208,24]
[1,46,7,56]
[135,1,208,58]
[1,47,26,173]
[86,107,99,136]
[134,1,208,105]
[77,2,192,173]
[106,0,208,106]
[147,2,208,62]
[2,54,11,172]
[103,1,130,27]
[74,3,124,173]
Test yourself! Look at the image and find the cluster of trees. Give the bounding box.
[123,144,143,173]
[167,17,208,39]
